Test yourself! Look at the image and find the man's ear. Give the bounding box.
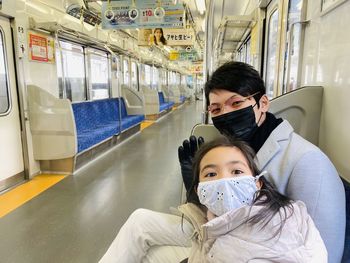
[259,95,270,113]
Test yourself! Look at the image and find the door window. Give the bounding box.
[0,28,10,115]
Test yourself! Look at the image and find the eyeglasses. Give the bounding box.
[207,92,260,115]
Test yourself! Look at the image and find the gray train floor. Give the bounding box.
[0,100,203,263]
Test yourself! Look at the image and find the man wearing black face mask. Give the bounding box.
[99,62,345,263]
[179,61,345,263]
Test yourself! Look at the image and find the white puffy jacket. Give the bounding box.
[178,201,327,263]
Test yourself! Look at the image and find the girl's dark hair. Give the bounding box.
[204,61,265,108]
[154,28,167,45]
[187,137,294,237]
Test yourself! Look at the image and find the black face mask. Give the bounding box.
[212,105,258,141]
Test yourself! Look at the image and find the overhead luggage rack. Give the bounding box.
[214,14,255,63]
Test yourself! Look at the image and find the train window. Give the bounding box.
[123,59,129,86]
[144,64,151,88]
[234,52,239,61]
[0,28,10,115]
[164,70,168,86]
[131,61,138,90]
[265,9,279,99]
[242,44,247,63]
[173,72,177,85]
[238,47,244,62]
[167,71,171,86]
[56,41,87,101]
[283,0,303,93]
[246,38,251,65]
[88,49,110,100]
[181,75,187,86]
[158,68,164,87]
[170,71,176,86]
[176,73,181,86]
[165,70,168,86]
[153,66,159,90]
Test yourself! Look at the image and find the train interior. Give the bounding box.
[0,0,350,262]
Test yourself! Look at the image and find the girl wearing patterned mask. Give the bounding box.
[179,137,327,262]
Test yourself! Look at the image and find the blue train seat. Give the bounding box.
[158,91,174,112]
[72,98,144,153]
[180,95,186,104]
[119,97,145,131]
[72,99,121,152]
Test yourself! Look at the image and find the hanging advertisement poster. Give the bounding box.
[102,0,185,30]
[138,28,194,46]
[190,62,203,74]
[178,50,198,61]
[168,50,198,61]
[28,32,55,63]
[169,50,179,60]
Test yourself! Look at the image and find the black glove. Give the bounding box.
[178,135,204,192]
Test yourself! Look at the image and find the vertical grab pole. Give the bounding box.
[202,0,215,124]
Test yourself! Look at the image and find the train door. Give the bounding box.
[0,16,25,192]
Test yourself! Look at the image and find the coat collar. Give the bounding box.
[255,120,294,169]
[178,203,207,237]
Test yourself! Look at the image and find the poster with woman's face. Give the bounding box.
[138,28,195,47]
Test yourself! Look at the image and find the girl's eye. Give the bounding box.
[204,172,217,178]
[232,169,244,175]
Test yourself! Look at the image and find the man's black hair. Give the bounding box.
[204,61,266,106]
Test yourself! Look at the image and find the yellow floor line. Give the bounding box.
[0,174,67,218]
[141,121,155,131]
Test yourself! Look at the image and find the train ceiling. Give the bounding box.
[60,0,258,64]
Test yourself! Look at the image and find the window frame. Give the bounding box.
[86,48,111,100]
[0,26,11,116]
[56,40,88,102]
[56,39,113,102]
[264,7,280,99]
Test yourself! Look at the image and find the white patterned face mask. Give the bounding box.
[197,172,266,217]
